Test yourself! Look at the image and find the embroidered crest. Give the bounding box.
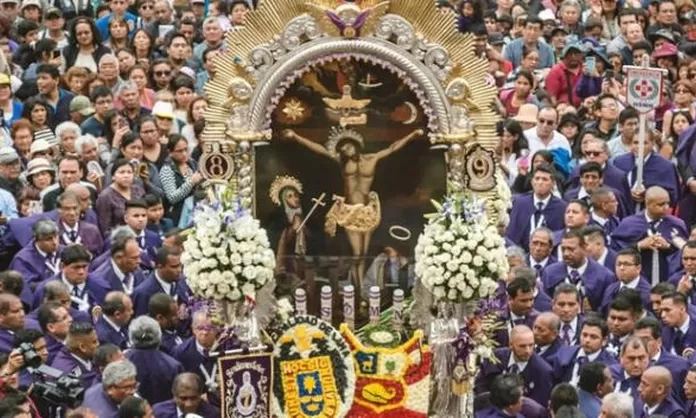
[219,351,273,418]
[464,144,496,192]
[270,315,355,418]
[341,325,432,417]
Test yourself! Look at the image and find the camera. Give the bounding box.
[30,365,84,409]
[17,342,41,369]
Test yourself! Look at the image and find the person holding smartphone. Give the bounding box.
[22,38,61,81]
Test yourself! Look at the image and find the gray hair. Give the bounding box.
[531,226,554,245]
[44,281,69,301]
[118,81,138,96]
[587,137,610,154]
[33,220,58,240]
[601,393,634,418]
[74,134,98,156]
[203,16,221,27]
[506,246,527,261]
[559,0,581,14]
[55,122,81,142]
[128,316,162,348]
[102,359,137,387]
[110,225,137,242]
[98,53,118,67]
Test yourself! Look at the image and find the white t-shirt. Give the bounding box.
[74,52,97,73]
[524,127,572,156]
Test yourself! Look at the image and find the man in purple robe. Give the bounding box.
[81,359,138,418]
[95,292,133,350]
[494,276,539,347]
[684,366,696,418]
[638,365,687,418]
[550,200,591,260]
[50,321,99,389]
[152,372,220,418]
[506,164,567,252]
[32,244,104,318]
[529,227,557,275]
[577,361,615,418]
[474,373,525,418]
[477,325,554,407]
[660,292,696,358]
[28,280,91,325]
[635,317,690,406]
[551,284,583,346]
[125,316,183,405]
[56,192,103,256]
[541,229,615,312]
[148,294,184,355]
[559,316,617,384]
[583,225,617,271]
[0,294,28,353]
[171,310,220,406]
[610,336,650,418]
[676,122,696,226]
[588,187,621,239]
[600,248,652,315]
[614,133,681,210]
[566,138,632,210]
[612,186,688,285]
[132,246,190,317]
[102,200,163,274]
[564,161,630,219]
[670,241,696,305]
[606,295,640,358]
[36,302,72,365]
[90,227,146,301]
[532,312,577,383]
[9,219,62,305]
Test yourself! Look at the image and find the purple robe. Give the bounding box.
[0,328,16,353]
[567,162,632,212]
[160,329,184,355]
[578,388,602,418]
[31,276,105,313]
[564,185,631,219]
[89,261,145,303]
[152,399,220,418]
[492,308,539,347]
[475,406,524,418]
[651,397,687,418]
[42,333,64,365]
[58,220,103,256]
[477,348,554,407]
[50,346,99,389]
[675,122,696,226]
[611,213,688,284]
[613,152,681,207]
[124,348,183,405]
[588,214,621,238]
[171,337,219,405]
[541,258,615,311]
[2,209,99,253]
[9,243,62,305]
[89,250,110,272]
[131,272,191,317]
[534,289,553,312]
[95,315,129,349]
[599,276,652,316]
[661,318,696,357]
[102,229,162,273]
[610,364,644,418]
[505,192,567,252]
[558,347,617,383]
[81,384,119,418]
[537,338,577,384]
[27,305,90,326]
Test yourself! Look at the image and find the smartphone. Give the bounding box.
[605,69,615,81]
[584,56,596,74]
[119,119,129,129]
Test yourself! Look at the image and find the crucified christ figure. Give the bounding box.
[282,127,425,293]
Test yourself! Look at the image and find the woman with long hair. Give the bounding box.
[95,158,145,235]
[148,59,173,92]
[159,134,204,226]
[105,16,129,51]
[100,109,131,164]
[497,119,529,185]
[116,48,137,79]
[104,132,163,197]
[663,80,696,139]
[129,28,154,61]
[62,17,111,73]
[512,149,566,195]
[170,75,195,122]
[661,110,694,161]
[127,64,156,110]
[21,97,51,131]
[501,46,545,91]
[139,116,167,169]
[181,96,207,152]
[500,70,536,117]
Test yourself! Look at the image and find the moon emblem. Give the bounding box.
[403,101,418,125]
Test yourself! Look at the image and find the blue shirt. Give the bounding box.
[503,38,556,69]
[96,12,137,40]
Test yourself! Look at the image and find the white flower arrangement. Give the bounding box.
[182,195,276,303]
[415,192,509,302]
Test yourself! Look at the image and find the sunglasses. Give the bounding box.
[584,151,602,157]
[154,70,171,76]
[538,119,555,125]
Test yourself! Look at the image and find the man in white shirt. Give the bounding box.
[525,107,572,156]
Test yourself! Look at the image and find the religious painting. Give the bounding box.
[255,57,447,295]
[218,351,274,418]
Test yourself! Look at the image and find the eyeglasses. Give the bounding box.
[616,262,637,267]
[154,70,171,77]
[113,382,139,392]
[538,119,555,126]
[676,89,691,94]
[684,256,696,261]
[601,103,619,109]
[584,150,602,157]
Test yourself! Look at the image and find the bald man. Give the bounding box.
[533,312,577,384]
[152,373,220,418]
[612,186,688,285]
[638,366,685,417]
[477,325,554,407]
[0,294,26,353]
[94,291,133,349]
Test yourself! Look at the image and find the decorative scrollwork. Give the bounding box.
[465,145,496,192]
[373,14,416,49]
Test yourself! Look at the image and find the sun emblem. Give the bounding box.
[282,99,306,121]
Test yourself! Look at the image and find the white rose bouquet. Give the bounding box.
[182,194,276,303]
[415,192,508,303]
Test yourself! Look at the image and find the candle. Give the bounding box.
[393,289,404,331]
[343,285,355,330]
[369,286,380,325]
[320,285,332,322]
[295,288,306,316]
